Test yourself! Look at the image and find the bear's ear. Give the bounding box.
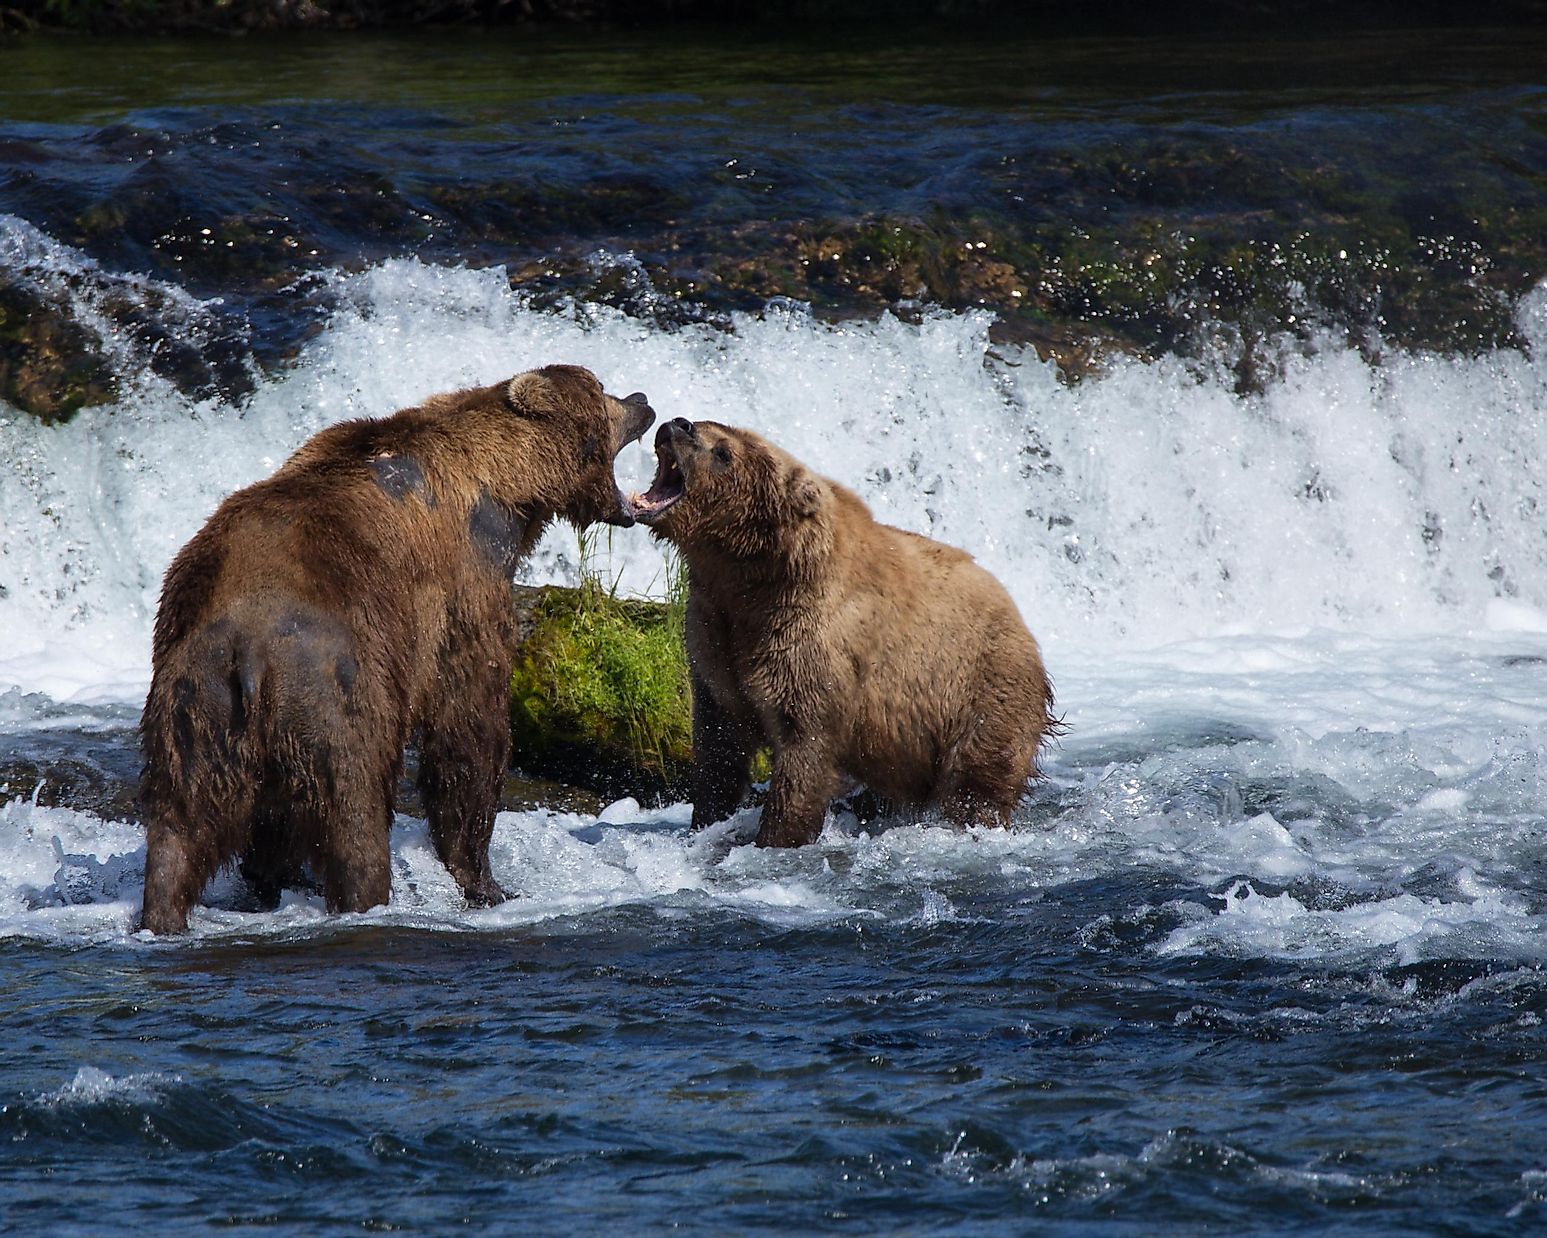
[508,365,601,417]
[505,371,554,417]
[790,469,823,520]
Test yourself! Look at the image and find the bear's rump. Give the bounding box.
[830,590,1044,807]
[146,604,390,805]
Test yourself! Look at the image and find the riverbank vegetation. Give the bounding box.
[4,0,1544,34]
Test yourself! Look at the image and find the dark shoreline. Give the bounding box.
[4,0,1545,36]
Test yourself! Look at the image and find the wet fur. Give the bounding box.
[648,422,1060,848]
[139,366,650,933]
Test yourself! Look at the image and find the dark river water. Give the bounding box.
[4,21,1547,1235]
[7,873,1547,1234]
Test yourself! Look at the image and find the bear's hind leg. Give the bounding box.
[418,672,511,908]
[420,732,507,906]
[321,825,392,915]
[141,816,222,935]
[314,755,396,915]
[139,672,258,934]
[940,784,1018,830]
[140,724,255,940]
[939,705,1040,831]
[141,767,257,933]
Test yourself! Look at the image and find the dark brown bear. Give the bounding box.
[139,365,654,933]
[633,418,1058,847]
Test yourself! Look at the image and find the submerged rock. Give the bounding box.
[0,281,115,421]
[5,29,1547,417]
[0,214,262,420]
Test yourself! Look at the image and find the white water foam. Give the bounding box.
[1156,879,1544,965]
[3,623,1545,968]
[4,225,1547,967]
[938,1128,1389,1207]
[32,1066,181,1108]
[4,227,1547,699]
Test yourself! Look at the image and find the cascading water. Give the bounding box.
[4,26,1547,1233]
[7,235,1547,704]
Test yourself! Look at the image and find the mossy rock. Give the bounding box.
[508,582,694,799]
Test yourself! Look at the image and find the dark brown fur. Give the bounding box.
[637,420,1059,848]
[139,365,654,933]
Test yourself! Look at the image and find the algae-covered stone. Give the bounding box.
[508,582,693,797]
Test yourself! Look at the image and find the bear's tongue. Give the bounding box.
[630,451,684,522]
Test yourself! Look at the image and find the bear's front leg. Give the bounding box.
[238,806,297,911]
[689,675,760,830]
[755,738,839,848]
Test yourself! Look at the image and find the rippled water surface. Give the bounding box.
[7,914,1545,1233]
[7,632,1547,1232]
[4,22,1547,1235]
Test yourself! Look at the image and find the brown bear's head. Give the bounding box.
[506,364,655,527]
[631,418,826,557]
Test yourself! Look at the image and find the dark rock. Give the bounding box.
[0,279,115,421]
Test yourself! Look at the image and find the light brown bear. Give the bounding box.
[633,417,1058,847]
[139,365,654,934]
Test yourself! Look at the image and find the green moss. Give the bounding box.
[509,563,693,795]
[506,546,777,798]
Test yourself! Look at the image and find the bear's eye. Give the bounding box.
[713,444,732,465]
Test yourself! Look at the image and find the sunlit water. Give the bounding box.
[3,27,1547,1234]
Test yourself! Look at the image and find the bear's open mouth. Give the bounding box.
[631,442,685,523]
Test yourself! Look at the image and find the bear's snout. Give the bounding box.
[617,394,655,450]
[657,417,696,449]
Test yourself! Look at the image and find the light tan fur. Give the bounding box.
[641,419,1059,847]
